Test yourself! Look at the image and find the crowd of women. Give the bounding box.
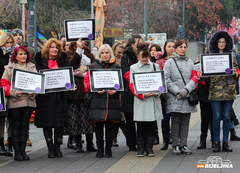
[0,29,239,161]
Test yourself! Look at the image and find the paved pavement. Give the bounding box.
[1,97,240,173]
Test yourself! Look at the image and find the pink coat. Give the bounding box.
[155,52,168,70]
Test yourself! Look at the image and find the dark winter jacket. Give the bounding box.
[22,42,35,64]
[0,48,10,78]
[197,78,210,103]
[208,31,239,101]
[120,46,138,113]
[34,52,69,128]
[84,59,121,123]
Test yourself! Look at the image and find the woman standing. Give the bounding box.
[84,44,121,158]
[155,40,175,150]
[64,39,96,153]
[199,31,239,152]
[35,38,69,158]
[164,39,198,155]
[129,43,163,157]
[1,46,37,161]
[0,33,16,157]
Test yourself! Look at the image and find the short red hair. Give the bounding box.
[11,46,31,63]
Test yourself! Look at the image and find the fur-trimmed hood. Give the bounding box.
[209,31,233,53]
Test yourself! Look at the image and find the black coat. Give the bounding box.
[120,46,138,113]
[0,48,10,78]
[197,78,210,103]
[88,60,121,122]
[34,52,69,128]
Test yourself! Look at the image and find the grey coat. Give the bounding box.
[130,60,163,121]
[163,53,197,114]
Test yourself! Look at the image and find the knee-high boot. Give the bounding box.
[20,141,30,160]
[13,140,23,161]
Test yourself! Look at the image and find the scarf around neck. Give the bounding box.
[1,45,15,59]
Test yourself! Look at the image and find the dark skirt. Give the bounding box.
[64,99,95,135]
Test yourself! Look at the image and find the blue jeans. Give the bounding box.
[210,100,233,142]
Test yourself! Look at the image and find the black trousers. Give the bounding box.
[125,112,136,147]
[8,107,34,142]
[95,121,114,144]
[199,101,213,139]
[137,121,156,138]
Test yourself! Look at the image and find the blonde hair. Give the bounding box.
[96,44,115,62]
[0,33,15,47]
[41,38,64,58]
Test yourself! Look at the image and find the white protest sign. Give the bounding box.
[92,71,119,89]
[15,71,42,90]
[43,69,71,89]
[67,21,93,39]
[134,72,164,92]
[203,55,230,74]
[194,62,201,73]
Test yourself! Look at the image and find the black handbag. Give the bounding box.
[173,58,198,105]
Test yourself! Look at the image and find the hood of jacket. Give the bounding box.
[209,31,233,53]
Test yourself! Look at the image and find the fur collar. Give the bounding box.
[209,31,233,53]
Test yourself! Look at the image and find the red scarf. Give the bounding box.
[48,59,59,69]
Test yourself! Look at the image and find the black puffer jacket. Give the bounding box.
[120,46,138,113]
[0,48,10,78]
[34,52,69,128]
[85,60,121,122]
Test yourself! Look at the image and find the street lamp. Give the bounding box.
[182,0,185,39]
[20,0,27,41]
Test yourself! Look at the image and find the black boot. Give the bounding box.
[161,126,169,150]
[154,130,159,145]
[5,137,13,157]
[96,139,104,158]
[136,137,145,157]
[168,133,173,144]
[212,141,220,152]
[86,134,97,152]
[105,141,112,158]
[54,138,63,157]
[75,135,84,153]
[67,135,74,149]
[145,137,155,157]
[13,140,23,161]
[222,142,233,152]
[197,138,206,149]
[0,138,7,156]
[45,138,55,158]
[20,141,30,160]
[230,128,240,141]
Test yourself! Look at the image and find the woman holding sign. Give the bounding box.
[199,31,239,152]
[35,38,69,158]
[1,46,37,161]
[129,42,163,157]
[164,39,198,155]
[84,44,121,158]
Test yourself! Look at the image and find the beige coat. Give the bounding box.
[2,62,37,109]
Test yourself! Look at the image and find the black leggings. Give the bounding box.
[137,121,156,138]
[8,107,34,142]
[95,121,114,143]
[43,127,63,140]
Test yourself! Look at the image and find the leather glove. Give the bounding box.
[178,88,188,98]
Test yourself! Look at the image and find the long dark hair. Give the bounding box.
[163,39,175,58]
[149,44,162,57]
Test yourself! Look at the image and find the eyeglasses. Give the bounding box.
[218,42,226,45]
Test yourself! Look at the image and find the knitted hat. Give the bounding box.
[12,28,24,39]
[155,51,164,60]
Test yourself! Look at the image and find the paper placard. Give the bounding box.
[64,19,96,42]
[201,52,233,76]
[194,61,201,73]
[11,69,45,94]
[0,87,6,112]
[39,67,75,93]
[132,71,167,94]
[89,69,124,92]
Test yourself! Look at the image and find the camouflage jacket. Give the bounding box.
[209,54,239,101]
